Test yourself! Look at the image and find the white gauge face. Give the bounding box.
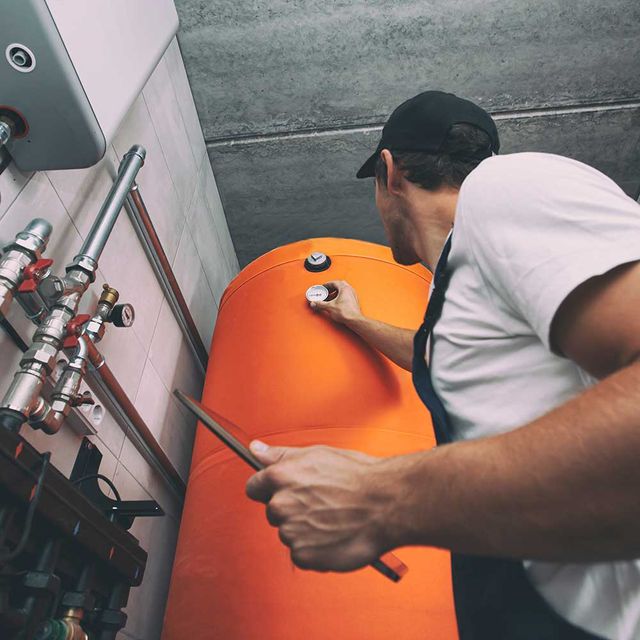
[308,252,327,265]
[305,285,329,303]
[121,304,135,327]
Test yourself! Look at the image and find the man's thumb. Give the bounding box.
[249,440,289,465]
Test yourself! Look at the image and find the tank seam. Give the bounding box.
[189,423,434,480]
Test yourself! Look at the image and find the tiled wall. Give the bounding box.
[0,37,239,640]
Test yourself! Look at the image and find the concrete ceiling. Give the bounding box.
[174,0,640,267]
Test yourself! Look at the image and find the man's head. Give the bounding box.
[357,91,499,265]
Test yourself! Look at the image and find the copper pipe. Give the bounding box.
[126,186,209,371]
[83,336,186,498]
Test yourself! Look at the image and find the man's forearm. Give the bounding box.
[344,316,415,371]
[374,360,640,561]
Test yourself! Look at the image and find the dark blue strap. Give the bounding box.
[411,233,453,444]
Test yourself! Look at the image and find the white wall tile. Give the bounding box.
[98,321,148,403]
[90,408,127,461]
[124,513,180,640]
[187,166,230,304]
[165,38,207,171]
[148,300,204,401]
[0,173,85,340]
[200,157,241,280]
[47,148,120,239]
[97,211,164,351]
[133,358,195,482]
[116,436,183,520]
[142,56,198,218]
[0,163,32,221]
[172,225,218,350]
[0,326,26,403]
[112,97,184,264]
[0,172,83,268]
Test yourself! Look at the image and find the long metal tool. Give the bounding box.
[173,390,409,583]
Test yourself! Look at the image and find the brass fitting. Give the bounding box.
[61,608,88,640]
[99,283,119,308]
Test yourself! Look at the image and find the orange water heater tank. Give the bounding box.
[162,238,458,639]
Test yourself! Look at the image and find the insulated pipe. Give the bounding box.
[126,186,208,370]
[74,146,146,269]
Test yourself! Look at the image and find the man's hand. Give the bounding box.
[245,441,391,572]
[310,280,362,324]
[308,279,416,371]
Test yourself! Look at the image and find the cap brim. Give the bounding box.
[356,150,380,179]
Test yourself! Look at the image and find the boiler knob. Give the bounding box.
[109,303,135,328]
[305,284,338,303]
[304,252,331,272]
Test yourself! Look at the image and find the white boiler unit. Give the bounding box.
[0,0,179,170]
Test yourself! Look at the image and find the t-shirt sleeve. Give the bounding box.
[459,154,640,352]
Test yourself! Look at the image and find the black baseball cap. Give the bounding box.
[356,90,500,179]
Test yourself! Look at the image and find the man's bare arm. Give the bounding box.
[382,357,640,560]
[247,262,640,570]
[312,280,415,371]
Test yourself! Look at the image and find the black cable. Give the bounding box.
[0,317,28,353]
[72,473,122,502]
[0,451,50,566]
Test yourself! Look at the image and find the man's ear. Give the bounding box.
[380,149,403,196]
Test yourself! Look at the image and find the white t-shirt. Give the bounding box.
[430,152,640,640]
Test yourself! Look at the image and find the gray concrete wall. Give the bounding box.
[175,0,640,266]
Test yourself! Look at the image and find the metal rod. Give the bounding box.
[82,337,186,499]
[75,146,146,266]
[126,186,208,372]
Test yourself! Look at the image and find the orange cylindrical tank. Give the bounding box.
[162,238,457,640]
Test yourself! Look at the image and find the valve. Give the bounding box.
[108,303,135,328]
[18,258,54,293]
[99,283,119,308]
[71,391,94,408]
[62,314,91,349]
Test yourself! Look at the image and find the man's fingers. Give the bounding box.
[322,280,346,290]
[246,443,301,503]
[246,467,278,503]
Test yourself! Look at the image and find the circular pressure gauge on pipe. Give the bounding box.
[304,252,331,272]
[109,303,135,328]
[306,285,330,303]
[305,285,338,304]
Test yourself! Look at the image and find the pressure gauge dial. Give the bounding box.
[109,303,135,328]
[304,252,331,272]
[306,285,330,303]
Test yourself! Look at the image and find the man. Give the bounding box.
[245,90,640,639]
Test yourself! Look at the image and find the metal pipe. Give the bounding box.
[126,186,208,371]
[0,121,11,148]
[0,148,146,432]
[0,315,184,500]
[82,336,186,499]
[74,146,146,268]
[0,218,52,318]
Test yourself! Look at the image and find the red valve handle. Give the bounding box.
[18,258,54,293]
[62,314,92,349]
